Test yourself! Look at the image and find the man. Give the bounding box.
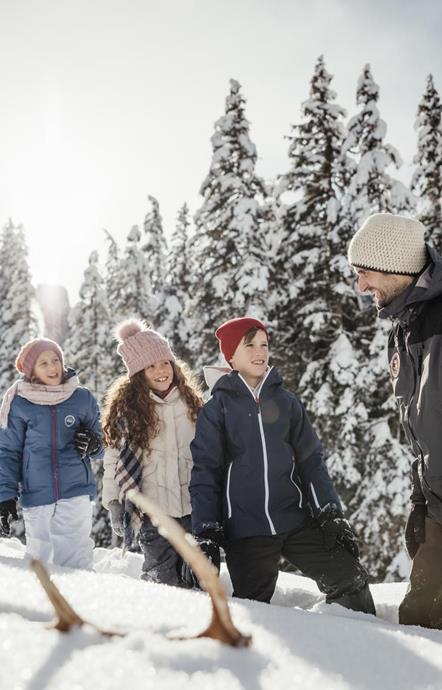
[348,212,442,630]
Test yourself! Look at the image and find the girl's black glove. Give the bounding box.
[318,503,360,559]
[0,499,18,536]
[404,503,427,559]
[74,428,102,458]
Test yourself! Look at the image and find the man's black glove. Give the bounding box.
[181,529,223,589]
[318,502,360,559]
[0,499,18,537]
[405,503,427,559]
[74,428,102,458]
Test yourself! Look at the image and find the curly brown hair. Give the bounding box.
[102,359,204,450]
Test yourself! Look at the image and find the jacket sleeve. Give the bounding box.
[189,396,226,536]
[290,396,342,516]
[84,392,105,461]
[410,458,426,504]
[0,403,26,502]
[102,446,120,510]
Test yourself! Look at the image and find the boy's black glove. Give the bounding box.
[74,428,102,458]
[318,503,360,559]
[404,503,427,559]
[0,499,18,537]
[181,529,223,589]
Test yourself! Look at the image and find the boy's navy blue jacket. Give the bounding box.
[0,384,103,508]
[190,367,341,541]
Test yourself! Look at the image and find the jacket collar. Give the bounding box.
[207,366,282,397]
[149,385,180,404]
[378,244,442,324]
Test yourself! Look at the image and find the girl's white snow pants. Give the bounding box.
[22,495,94,570]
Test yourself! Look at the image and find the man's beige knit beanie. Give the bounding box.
[348,213,427,275]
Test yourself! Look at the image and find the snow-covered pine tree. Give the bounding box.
[331,64,417,579]
[142,195,168,307]
[272,55,353,389]
[64,250,115,548]
[343,64,415,225]
[188,79,268,367]
[103,229,126,378]
[411,74,442,251]
[0,219,37,392]
[64,250,114,400]
[271,57,409,579]
[157,203,193,361]
[114,224,157,324]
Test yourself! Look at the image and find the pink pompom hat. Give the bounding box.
[116,319,175,377]
[15,338,64,380]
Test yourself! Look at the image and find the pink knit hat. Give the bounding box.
[15,338,64,380]
[116,319,175,377]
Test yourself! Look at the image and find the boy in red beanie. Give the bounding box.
[185,317,375,614]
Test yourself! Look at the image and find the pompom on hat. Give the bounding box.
[15,338,64,380]
[116,319,175,377]
[215,317,268,365]
[348,213,427,275]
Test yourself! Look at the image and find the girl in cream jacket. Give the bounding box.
[102,319,203,586]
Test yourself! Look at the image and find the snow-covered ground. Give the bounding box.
[1,538,441,690]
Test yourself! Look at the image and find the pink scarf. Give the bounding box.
[0,375,80,429]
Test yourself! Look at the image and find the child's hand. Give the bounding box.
[181,530,222,588]
[0,499,18,537]
[318,503,360,559]
[74,428,102,458]
[108,500,124,537]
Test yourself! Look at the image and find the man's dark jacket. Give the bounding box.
[189,367,341,541]
[380,245,442,525]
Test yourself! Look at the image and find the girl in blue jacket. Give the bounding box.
[186,317,375,613]
[0,338,103,569]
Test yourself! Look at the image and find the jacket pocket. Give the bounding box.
[22,451,30,491]
[290,465,303,508]
[422,475,442,504]
[80,457,92,484]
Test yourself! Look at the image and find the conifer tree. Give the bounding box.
[117,225,157,323]
[343,64,415,224]
[272,58,410,579]
[411,74,442,251]
[159,203,193,360]
[188,79,268,366]
[142,195,168,302]
[64,251,114,400]
[333,65,416,577]
[0,220,37,391]
[64,250,115,549]
[103,230,126,378]
[272,55,352,388]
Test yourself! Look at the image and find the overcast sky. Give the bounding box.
[1,0,441,303]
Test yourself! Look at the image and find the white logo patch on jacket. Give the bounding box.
[64,414,76,427]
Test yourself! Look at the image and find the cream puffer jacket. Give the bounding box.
[102,387,195,518]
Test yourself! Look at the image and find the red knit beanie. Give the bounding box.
[15,338,64,380]
[215,317,268,365]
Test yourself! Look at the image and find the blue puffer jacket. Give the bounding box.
[0,382,103,508]
[190,367,341,541]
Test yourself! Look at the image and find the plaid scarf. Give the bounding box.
[115,439,144,503]
[114,425,145,545]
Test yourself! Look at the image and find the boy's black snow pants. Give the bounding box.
[138,514,191,587]
[224,520,376,614]
[399,517,442,629]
